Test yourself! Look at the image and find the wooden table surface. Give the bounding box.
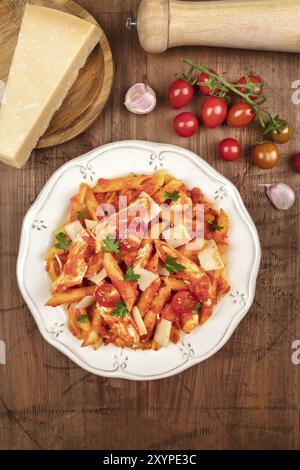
[0,0,300,450]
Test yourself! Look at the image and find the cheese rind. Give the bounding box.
[0,4,100,168]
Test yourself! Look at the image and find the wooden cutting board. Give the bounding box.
[0,0,113,148]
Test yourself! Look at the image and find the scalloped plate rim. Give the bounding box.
[16,140,261,380]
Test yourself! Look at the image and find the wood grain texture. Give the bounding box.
[0,0,113,149]
[0,0,300,450]
[138,0,300,54]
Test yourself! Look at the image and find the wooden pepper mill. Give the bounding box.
[126,0,300,54]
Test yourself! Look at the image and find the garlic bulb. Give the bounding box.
[264,183,296,210]
[125,83,156,114]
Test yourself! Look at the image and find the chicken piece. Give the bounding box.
[51,230,91,293]
[155,240,212,301]
[98,305,140,346]
[85,251,104,278]
[133,240,153,269]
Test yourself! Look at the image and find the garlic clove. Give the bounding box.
[265,182,296,210]
[125,83,156,114]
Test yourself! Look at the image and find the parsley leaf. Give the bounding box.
[110,301,128,318]
[192,302,203,315]
[164,190,180,202]
[78,314,89,323]
[103,234,120,253]
[207,220,223,232]
[76,210,85,220]
[165,257,186,273]
[124,266,140,282]
[55,232,72,251]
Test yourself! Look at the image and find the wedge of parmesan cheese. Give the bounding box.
[88,268,107,285]
[75,295,94,309]
[133,266,159,291]
[65,221,84,241]
[154,319,172,347]
[162,224,192,248]
[197,240,224,271]
[139,192,161,222]
[85,219,98,230]
[184,237,205,251]
[0,4,100,168]
[132,306,147,336]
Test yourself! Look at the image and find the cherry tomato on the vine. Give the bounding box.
[171,290,199,315]
[198,69,220,96]
[218,138,241,161]
[173,112,199,137]
[200,96,228,129]
[168,79,194,109]
[95,282,121,307]
[251,142,280,169]
[269,122,293,144]
[236,74,264,100]
[294,153,300,173]
[227,102,255,127]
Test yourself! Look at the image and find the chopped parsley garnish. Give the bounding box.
[207,220,223,232]
[103,234,120,253]
[76,210,85,220]
[124,266,140,282]
[111,301,128,318]
[55,232,72,251]
[78,314,89,324]
[164,190,180,202]
[192,302,203,315]
[165,257,186,273]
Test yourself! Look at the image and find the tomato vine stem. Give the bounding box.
[182,58,286,134]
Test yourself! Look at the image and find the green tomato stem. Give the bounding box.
[183,58,270,129]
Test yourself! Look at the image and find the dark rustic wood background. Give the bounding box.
[0,0,299,450]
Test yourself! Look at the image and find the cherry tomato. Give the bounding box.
[172,290,199,315]
[227,102,255,127]
[168,79,194,109]
[95,282,121,307]
[294,153,300,173]
[173,112,199,137]
[218,138,241,161]
[251,142,280,169]
[200,97,228,129]
[270,123,293,144]
[236,74,264,100]
[198,69,220,96]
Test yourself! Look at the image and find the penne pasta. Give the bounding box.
[137,277,161,317]
[152,178,183,204]
[47,286,96,307]
[85,185,99,221]
[103,253,137,311]
[143,285,171,334]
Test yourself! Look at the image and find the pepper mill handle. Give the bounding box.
[136,0,300,54]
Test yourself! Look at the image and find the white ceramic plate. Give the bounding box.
[17,140,261,380]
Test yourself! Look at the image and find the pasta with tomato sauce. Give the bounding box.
[45,171,230,351]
